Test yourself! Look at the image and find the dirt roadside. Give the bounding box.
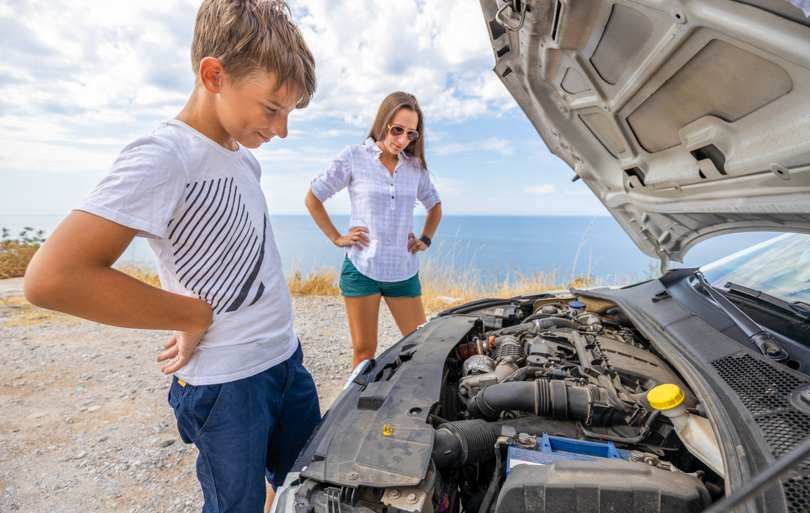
[0,278,403,512]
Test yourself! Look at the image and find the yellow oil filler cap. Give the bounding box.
[647,384,685,410]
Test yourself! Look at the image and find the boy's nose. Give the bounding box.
[271,114,289,139]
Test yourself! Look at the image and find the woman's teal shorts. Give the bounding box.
[339,256,422,298]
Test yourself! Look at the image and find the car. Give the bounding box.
[270,1,810,512]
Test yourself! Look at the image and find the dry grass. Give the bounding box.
[288,263,341,296]
[117,261,162,288]
[281,261,630,313]
[0,242,39,279]
[0,227,46,279]
[418,250,634,312]
[0,296,78,328]
[282,244,639,313]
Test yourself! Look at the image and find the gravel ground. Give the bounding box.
[0,278,404,512]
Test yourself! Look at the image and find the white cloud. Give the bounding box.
[524,185,556,195]
[431,177,465,198]
[256,145,336,170]
[0,0,518,178]
[288,0,517,125]
[2,0,576,218]
[0,116,129,173]
[434,137,515,157]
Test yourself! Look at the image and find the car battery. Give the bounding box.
[506,432,632,475]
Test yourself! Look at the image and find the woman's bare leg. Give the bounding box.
[345,294,382,369]
[384,296,428,337]
[265,487,275,513]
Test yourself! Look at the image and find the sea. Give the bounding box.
[1,214,780,283]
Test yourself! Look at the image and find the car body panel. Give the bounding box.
[279,275,804,513]
[299,315,478,488]
[478,0,810,267]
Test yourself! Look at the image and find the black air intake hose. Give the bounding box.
[534,317,579,330]
[432,417,589,468]
[432,419,496,468]
[466,380,592,421]
[488,317,578,338]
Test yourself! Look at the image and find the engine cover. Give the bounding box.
[495,459,711,513]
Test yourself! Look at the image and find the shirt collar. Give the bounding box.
[364,137,410,161]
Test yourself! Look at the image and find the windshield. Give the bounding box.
[700,233,810,304]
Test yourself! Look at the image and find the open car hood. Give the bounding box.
[479,0,810,268]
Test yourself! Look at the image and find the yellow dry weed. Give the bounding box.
[0,297,79,328]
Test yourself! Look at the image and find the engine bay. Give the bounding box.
[289,296,728,513]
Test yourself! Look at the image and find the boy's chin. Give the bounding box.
[237,136,265,150]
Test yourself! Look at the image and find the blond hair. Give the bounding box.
[191,0,316,108]
[367,92,427,170]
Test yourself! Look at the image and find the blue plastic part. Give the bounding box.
[540,432,624,459]
[506,433,631,475]
[568,300,586,310]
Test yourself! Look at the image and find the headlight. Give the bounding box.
[343,359,371,389]
[269,472,299,513]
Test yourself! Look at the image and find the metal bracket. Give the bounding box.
[657,249,670,275]
[495,1,527,32]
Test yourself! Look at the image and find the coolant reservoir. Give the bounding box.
[648,384,725,477]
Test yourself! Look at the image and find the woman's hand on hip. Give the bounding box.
[333,227,370,250]
[407,233,427,254]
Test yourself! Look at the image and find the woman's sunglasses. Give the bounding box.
[388,124,419,141]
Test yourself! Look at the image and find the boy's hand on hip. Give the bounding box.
[158,330,206,375]
[157,300,212,375]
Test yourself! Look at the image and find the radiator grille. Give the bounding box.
[711,352,810,513]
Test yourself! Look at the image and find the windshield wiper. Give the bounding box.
[724,282,810,322]
[695,272,790,362]
[791,301,810,319]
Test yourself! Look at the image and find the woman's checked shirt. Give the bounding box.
[310,138,441,282]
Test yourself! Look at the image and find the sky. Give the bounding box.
[0,0,608,217]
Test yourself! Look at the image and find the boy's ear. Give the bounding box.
[199,57,226,94]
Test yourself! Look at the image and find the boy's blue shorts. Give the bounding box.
[168,342,320,513]
[339,256,422,298]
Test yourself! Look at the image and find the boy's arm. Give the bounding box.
[24,210,212,374]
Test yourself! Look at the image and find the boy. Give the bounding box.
[24,1,320,511]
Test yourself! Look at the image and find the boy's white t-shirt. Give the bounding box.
[76,120,297,386]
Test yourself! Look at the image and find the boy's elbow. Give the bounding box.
[24,269,54,308]
[23,255,66,309]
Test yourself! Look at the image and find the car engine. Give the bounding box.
[286,297,726,513]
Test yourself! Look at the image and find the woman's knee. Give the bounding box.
[353,346,376,359]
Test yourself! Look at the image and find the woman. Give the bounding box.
[305,92,442,369]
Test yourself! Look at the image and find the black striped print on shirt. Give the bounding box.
[166,178,266,314]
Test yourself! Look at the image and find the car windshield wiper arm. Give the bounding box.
[694,272,789,362]
[724,281,810,322]
[791,301,810,319]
